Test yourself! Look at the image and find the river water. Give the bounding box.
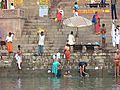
[0,69,120,90]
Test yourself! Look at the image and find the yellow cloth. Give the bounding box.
[37,28,45,33]
[14,0,23,6]
[55,18,58,22]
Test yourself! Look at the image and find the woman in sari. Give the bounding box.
[64,44,71,64]
[56,6,64,32]
[95,12,101,34]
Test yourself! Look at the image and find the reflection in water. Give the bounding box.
[16,77,22,89]
[112,78,120,90]
[64,77,73,90]
[78,77,86,87]
[51,77,60,90]
[0,71,120,90]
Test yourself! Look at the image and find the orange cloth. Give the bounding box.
[7,42,13,53]
[65,50,70,61]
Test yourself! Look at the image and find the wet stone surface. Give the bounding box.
[0,50,114,71]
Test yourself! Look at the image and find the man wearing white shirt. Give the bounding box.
[115,25,120,49]
[111,20,116,47]
[10,3,15,9]
[67,31,75,52]
[52,52,61,60]
[6,32,14,57]
[67,31,75,46]
[38,31,45,56]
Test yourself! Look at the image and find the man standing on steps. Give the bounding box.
[67,31,75,52]
[73,2,80,16]
[111,0,118,20]
[38,31,45,56]
[6,32,14,58]
[115,25,120,50]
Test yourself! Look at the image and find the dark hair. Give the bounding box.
[11,3,14,6]
[102,24,105,27]
[71,31,73,34]
[117,25,120,28]
[18,45,21,50]
[74,2,78,4]
[18,45,20,48]
[41,31,44,35]
[66,44,70,47]
[9,32,12,36]
[95,11,98,14]
[41,31,44,34]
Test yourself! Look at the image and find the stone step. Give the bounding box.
[51,6,111,19]
[23,26,37,29]
[25,18,51,23]
[19,7,117,52]
[24,22,51,26]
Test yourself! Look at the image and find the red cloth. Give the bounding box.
[65,50,70,61]
[95,15,100,34]
[114,53,120,66]
[114,60,119,66]
[57,12,62,22]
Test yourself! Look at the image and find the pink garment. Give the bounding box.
[57,12,62,22]
[95,15,100,34]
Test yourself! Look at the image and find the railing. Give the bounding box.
[0,9,25,18]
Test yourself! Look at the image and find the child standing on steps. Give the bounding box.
[114,50,120,77]
[101,23,106,49]
[15,45,22,70]
[73,2,80,16]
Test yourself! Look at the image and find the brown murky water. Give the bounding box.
[0,69,119,90]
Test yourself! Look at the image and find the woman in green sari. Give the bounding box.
[52,59,61,77]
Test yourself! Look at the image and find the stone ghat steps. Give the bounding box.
[12,39,60,53]
[58,0,111,6]
[50,2,111,19]
[20,15,120,53]
[0,50,114,71]
[64,7,110,18]
[14,0,120,53]
[25,18,51,23]
[22,18,112,35]
[10,43,48,53]
[20,19,113,52]
[13,37,112,53]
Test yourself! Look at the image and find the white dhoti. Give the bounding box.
[115,36,120,44]
[111,20,117,47]
[15,54,22,69]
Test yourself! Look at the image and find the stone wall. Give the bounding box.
[0,9,26,40]
[1,51,114,71]
[0,18,25,40]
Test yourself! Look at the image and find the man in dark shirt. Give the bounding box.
[78,61,88,77]
[100,0,106,7]
[111,0,117,19]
